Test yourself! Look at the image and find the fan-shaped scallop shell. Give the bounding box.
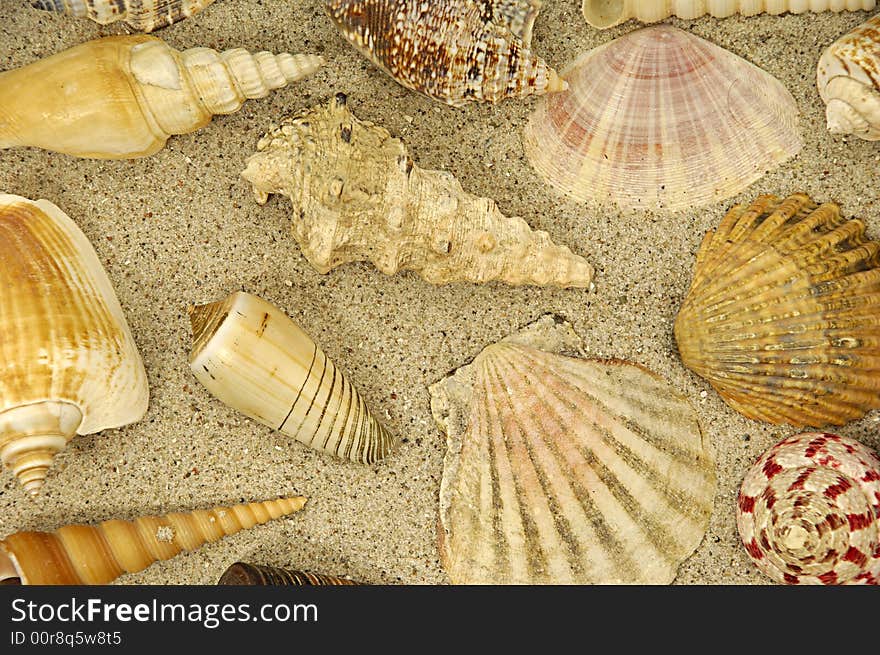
[31,0,217,31]
[737,432,880,585]
[523,26,802,211]
[218,562,359,585]
[674,193,880,427]
[429,315,716,584]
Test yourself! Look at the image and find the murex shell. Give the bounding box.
[218,562,360,585]
[323,0,565,106]
[581,0,876,29]
[817,14,880,141]
[0,195,148,496]
[737,432,879,585]
[429,315,716,584]
[31,0,217,31]
[523,26,801,211]
[675,193,880,427]
[0,35,323,159]
[242,94,593,288]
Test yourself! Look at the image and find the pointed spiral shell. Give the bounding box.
[30,0,217,31]
[218,562,360,585]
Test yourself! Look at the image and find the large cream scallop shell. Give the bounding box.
[523,26,802,211]
[674,193,880,427]
[429,315,716,584]
[0,195,148,495]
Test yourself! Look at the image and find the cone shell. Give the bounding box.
[737,432,880,585]
[429,315,716,584]
[0,497,306,585]
[31,0,217,31]
[0,35,323,159]
[0,195,148,495]
[189,291,395,463]
[581,0,876,29]
[817,14,880,141]
[523,26,802,211]
[218,562,360,585]
[674,193,880,427]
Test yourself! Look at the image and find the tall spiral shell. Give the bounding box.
[31,0,217,31]
[0,35,324,159]
[218,562,360,585]
[0,497,307,585]
[817,15,880,141]
[737,433,879,585]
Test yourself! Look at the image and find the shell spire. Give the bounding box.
[0,497,307,585]
[30,0,218,31]
[241,95,593,288]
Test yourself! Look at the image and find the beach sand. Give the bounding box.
[1,0,878,585]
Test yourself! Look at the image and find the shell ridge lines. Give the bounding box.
[278,341,318,433]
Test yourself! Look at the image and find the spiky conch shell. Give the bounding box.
[188,291,395,463]
[0,497,306,584]
[218,562,360,585]
[0,35,323,159]
[429,315,716,584]
[674,193,880,427]
[523,26,801,211]
[737,432,880,585]
[323,0,565,106]
[817,14,880,141]
[581,0,875,29]
[30,0,217,31]
[0,195,148,496]
[241,94,593,288]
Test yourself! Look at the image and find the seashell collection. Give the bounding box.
[2,0,880,587]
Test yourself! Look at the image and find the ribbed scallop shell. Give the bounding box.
[737,432,880,585]
[429,315,716,584]
[218,562,359,585]
[31,0,217,31]
[523,26,802,211]
[674,193,880,427]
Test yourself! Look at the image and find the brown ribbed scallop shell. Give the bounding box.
[218,562,359,585]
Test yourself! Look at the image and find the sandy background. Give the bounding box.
[1,0,878,585]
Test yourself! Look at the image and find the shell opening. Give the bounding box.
[581,0,624,28]
[0,550,22,584]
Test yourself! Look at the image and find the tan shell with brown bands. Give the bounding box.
[189,291,395,464]
[0,497,306,584]
[674,193,880,427]
[31,0,217,31]
[218,562,360,585]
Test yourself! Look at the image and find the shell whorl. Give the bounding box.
[218,562,360,585]
[30,0,219,31]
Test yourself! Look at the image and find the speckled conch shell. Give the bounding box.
[242,95,593,288]
[523,26,802,211]
[0,35,323,159]
[737,432,880,585]
[218,562,360,585]
[0,497,306,585]
[581,0,875,29]
[429,315,716,584]
[0,195,148,496]
[189,291,395,464]
[323,0,565,106]
[817,14,880,141]
[675,193,880,427]
[31,0,217,31]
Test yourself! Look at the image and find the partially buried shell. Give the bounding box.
[737,432,879,585]
[218,562,360,585]
[581,0,875,29]
[323,0,565,106]
[0,497,306,584]
[188,291,395,463]
[242,95,593,288]
[817,14,880,141]
[429,315,716,584]
[0,35,323,159]
[674,193,880,427]
[523,26,801,211]
[31,0,217,31]
[0,195,148,496]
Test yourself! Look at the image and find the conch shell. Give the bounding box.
[0,195,148,496]
[0,35,323,159]
[581,0,876,29]
[323,0,565,106]
[0,497,307,584]
[242,94,593,288]
[817,14,880,141]
[188,291,395,463]
[31,0,217,31]
[674,193,880,427]
[218,562,360,585]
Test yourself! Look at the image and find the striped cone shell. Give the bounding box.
[429,315,716,584]
[31,0,217,31]
[523,25,801,211]
[218,562,360,585]
[737,432,880,585]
